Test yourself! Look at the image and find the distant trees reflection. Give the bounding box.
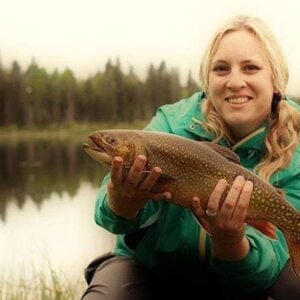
[0,140,108,222]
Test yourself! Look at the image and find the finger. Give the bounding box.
[232,180,253,224]
[219,175,245,221]
[192,197,206,218]
[110,156,124,185]
[139,166,162,192]
[125,155,147,188]
[192,197,212,234]
[207,179,227,214]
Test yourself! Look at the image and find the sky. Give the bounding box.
[1,0,300,95]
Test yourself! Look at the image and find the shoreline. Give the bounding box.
[0,121,147,142]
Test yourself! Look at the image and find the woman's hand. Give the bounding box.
[107,155,171,219]
[192,175,254,261]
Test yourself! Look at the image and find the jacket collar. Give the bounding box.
[231,126,267,152]
[184,91,217,141]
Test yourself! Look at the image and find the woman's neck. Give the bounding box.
[229,122,264,144]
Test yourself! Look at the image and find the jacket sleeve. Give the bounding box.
[210,226,282,292]
[94,107,172,234]
[94,173,146,234]
[210,168,300,293]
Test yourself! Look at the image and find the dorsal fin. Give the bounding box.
[200,141,240,164]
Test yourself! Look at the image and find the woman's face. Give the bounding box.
[208,30,275,141]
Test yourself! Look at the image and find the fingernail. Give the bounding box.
[164,192,171,199]
[154,167,161,173]
[192,197,200,208]
[137,154,146,161]
[114,156,122,163]
[245,180,253,188]
[219,179,227,186]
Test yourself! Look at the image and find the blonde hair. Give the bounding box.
[199,15,300,182]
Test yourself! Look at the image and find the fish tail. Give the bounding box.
[283,230,300,277]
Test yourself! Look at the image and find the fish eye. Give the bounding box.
[105,136,117,145]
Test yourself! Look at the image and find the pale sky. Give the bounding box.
[1,0,300,95]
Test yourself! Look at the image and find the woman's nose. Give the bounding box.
[226,71,246,90]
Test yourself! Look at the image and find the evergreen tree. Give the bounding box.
[0,59,6,126]
[0,57,205,126]
[46,70,63,123]
[4,61,24,126]
[25,60,49,126]
[61,68,77,123]
[185,70,200,97]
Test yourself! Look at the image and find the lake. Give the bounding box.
[0,138,116,293]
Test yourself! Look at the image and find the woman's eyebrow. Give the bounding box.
[211,58,262,65]
[241,59,261,64]
[211,59,228,65]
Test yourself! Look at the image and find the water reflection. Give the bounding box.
[0,139,115,284]
[0,139,108,221]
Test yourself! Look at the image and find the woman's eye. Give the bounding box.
[244,65,260,72]
[212,65,229,73]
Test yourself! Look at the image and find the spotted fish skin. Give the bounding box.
[83,129,300,276]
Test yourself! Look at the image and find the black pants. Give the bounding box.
[81,253,300,300]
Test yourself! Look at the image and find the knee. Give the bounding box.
[81,284,107,300]
[81,255,155,300]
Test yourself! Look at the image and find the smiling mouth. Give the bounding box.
[225,96,252,104]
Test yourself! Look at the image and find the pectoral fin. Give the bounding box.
[246,219,277,240]
[150,172,178,194]
[122,166,177,194]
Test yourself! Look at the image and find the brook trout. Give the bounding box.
[83,129,300,276]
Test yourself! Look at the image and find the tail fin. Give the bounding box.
[283,232,300,277]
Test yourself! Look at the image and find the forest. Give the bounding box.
[0,58,200,127]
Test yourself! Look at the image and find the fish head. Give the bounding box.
[83,129,146,166]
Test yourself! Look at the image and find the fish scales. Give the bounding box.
[142,132,282,220]
[83,129,300,276]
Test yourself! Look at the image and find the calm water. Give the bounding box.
[0,139,115,284]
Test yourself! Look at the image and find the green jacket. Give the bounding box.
[94,91,300,294]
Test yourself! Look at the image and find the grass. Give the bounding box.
[0,266,86,300]
[0,253,87,300]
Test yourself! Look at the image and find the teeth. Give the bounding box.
[227,97,250,104]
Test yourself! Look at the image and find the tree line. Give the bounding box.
[0,58,200,127]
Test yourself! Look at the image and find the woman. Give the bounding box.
[82,15,300,299]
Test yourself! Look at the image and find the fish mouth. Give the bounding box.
[82,141,112,165]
